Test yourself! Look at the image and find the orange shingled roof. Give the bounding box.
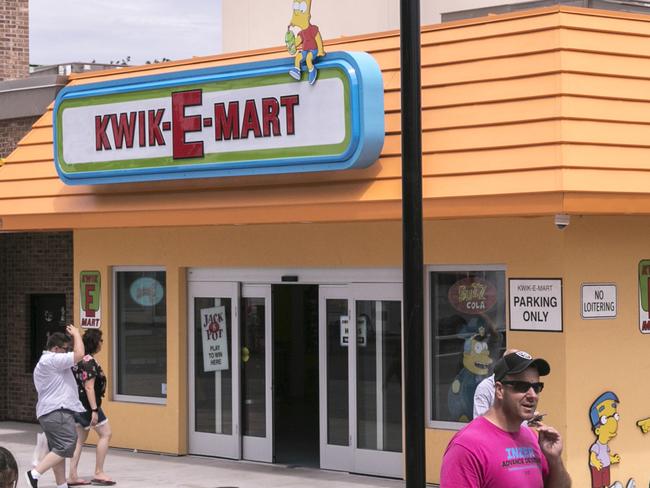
[4,6,650,231]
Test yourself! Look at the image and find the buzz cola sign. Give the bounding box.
[53,52,384,185]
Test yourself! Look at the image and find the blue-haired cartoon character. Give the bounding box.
[588,391,622,488]
[447,323,494,422]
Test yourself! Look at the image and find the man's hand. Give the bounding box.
[67,324,85,362]
[541,425,573,487]
[538,425,563,460]
[610,453,621,464]
[66,323,81,338]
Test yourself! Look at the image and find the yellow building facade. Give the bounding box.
[4,6,650,485]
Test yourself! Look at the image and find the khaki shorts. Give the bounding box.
[38,409,78,458]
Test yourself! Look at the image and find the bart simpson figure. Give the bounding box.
[589,392,621,488]
[287,0,325,85]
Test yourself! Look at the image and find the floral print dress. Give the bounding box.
[72,354,107,411]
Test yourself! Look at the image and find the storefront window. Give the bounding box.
[115,268,167,402]
[429,267,506,424]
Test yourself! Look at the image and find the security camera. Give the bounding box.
[554,214,570,230]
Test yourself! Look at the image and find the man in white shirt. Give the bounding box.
[26,324,85,488]
[473,373,496,418]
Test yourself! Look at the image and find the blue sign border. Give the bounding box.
[53,52,385,185]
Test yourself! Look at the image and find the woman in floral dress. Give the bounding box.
[67,329,115,486]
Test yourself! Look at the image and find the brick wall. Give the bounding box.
[0,0,29,81]
[0,0,36,161]
[0,116,38,159]
[0,232,73,422]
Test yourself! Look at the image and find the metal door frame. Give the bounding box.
[187,268,404,477]
[241,284,273,462]
[188,281,241,458]
[319,282,404,478]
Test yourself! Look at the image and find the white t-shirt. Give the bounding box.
[34,351,85,419]
[590,441,611,468]
[473,374,495,418]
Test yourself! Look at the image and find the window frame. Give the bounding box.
[425,264,506,430]
[112,265,167,405]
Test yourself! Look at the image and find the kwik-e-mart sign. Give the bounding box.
[53,52,384,185]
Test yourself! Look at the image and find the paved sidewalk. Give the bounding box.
[1,422,409,488]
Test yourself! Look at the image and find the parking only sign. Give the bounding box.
[509,278,563,332]
[581,283,616,319]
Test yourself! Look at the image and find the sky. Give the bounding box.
[29,0,223,66]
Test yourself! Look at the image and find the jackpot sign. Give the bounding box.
[53,52,385,185]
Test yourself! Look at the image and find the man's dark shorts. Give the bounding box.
[38,408,78,458]
[73,407,108,430]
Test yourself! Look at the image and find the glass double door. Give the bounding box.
[319,283,403,478]
[188,280,403,478]
[188,282,272,461]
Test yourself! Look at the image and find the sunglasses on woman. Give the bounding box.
[500,380,544,394]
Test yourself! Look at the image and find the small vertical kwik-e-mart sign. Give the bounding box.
[80,270,101,328]
[639,260,650,333]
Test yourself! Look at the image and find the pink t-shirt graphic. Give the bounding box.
[440,416,549,487]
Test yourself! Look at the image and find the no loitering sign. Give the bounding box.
[581,283,616,319]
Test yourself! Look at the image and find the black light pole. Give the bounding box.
[400,0,425,487]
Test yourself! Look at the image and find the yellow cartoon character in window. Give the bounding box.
[447,326,493,422]
[287,0,325,85]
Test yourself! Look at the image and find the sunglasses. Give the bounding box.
[500,380,544,394]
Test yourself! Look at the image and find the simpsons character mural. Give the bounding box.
[589,392,623,488]
[588,392,637,488]
[286,0,325,84]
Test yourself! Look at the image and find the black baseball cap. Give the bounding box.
[494,351,550,382]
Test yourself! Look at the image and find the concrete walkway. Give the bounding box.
[0,422,411,488]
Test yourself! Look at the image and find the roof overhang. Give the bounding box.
[0,75,68,121]
[5,6,650,231]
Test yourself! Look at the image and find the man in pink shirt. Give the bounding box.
[440,351,572,487]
